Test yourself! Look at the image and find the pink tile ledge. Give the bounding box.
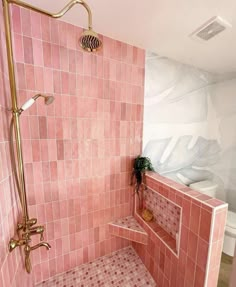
[109,216,148,245]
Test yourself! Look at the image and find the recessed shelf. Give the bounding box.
[135,186,182,256]
[135,210,177,253]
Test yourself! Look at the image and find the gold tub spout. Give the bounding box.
[30,242,51,251]
[24,242,51,273]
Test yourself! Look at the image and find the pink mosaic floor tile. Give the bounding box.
[36,247,156,287]
[110,216,146,233]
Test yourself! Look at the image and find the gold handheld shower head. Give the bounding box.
[19,94,54,113]
[33,94,55,105]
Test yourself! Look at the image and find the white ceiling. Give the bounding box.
[20,0,236,74]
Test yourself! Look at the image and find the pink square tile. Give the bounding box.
[199,209,212,242]
[197,238,209,270]
[23,36,34,64]
[31,11,42,39]
[190,203,201,235]
[11,5,21,34]
[13,33,24,62]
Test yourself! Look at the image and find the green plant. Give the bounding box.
[131,155,154,202]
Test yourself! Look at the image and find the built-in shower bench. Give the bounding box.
[108,215,148,245]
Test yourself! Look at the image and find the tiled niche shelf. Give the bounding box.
[108,216,148,245]
[135,187,182,256]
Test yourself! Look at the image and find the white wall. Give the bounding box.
[143,52,236,211]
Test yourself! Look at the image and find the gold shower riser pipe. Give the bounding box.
[3,0,29,224]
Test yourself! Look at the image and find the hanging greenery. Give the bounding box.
[130,155,154,201]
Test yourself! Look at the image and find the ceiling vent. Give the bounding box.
[190,16,232,41]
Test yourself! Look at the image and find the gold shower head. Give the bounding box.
[8,0,102,53]
[79,28,102,52]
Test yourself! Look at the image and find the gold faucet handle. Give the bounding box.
[17,223,24,231]
[26,218,37,227]
[9,238,26,252]
[28,226,44,238]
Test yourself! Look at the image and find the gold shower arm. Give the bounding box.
[7,0,93,29]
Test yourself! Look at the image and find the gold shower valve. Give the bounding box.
[17,218,37,231]
[22,226,45,239]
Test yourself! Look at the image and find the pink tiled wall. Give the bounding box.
[133,172,227,287]
[0,4,145,286]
